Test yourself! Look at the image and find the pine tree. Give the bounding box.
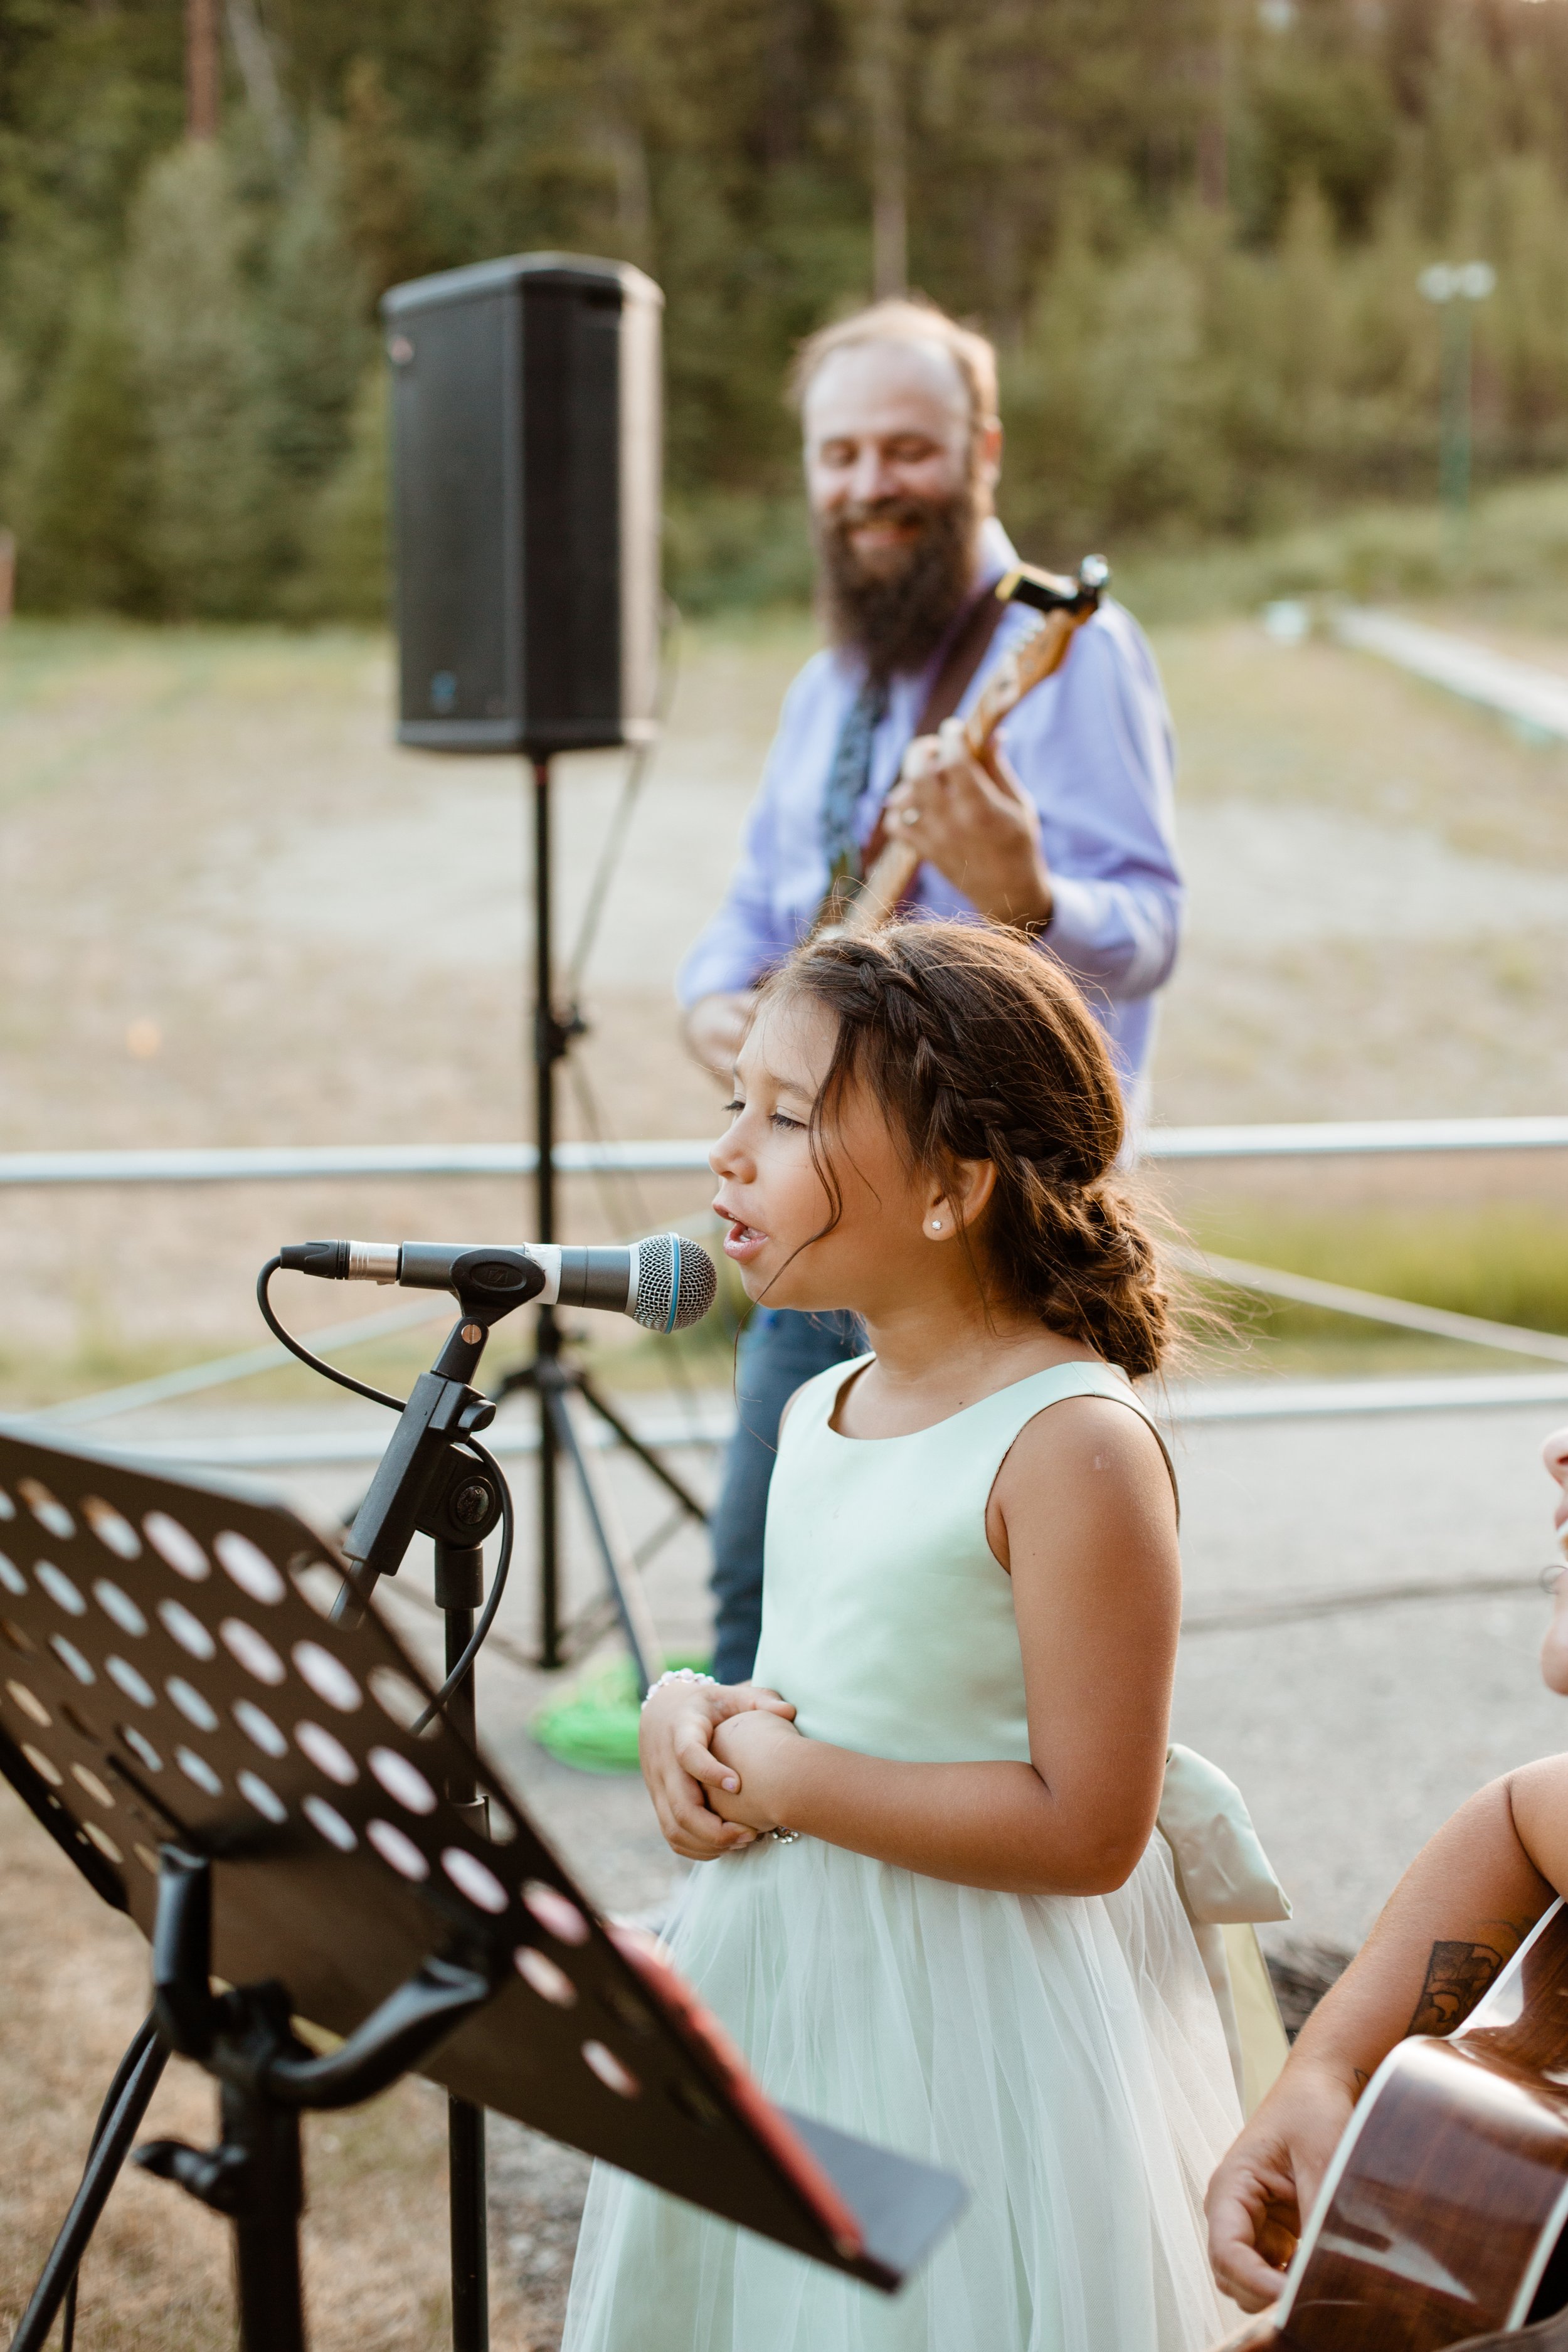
[253,122,373,560]
[125,140,277,617]
[339,55,440,299]
[6,0,1568,608]
[285,363,388,621]
[13,282,158,613]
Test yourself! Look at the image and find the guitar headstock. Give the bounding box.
[997,553,1109,618]
[965,556,1109,748]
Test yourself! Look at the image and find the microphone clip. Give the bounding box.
[334,1370,499,1620]
[437,1249,549,1328]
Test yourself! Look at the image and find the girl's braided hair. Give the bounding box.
[763,919,1175,1379]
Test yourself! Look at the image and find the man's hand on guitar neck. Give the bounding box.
[881,715,1056,932]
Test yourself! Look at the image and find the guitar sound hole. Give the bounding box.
[1528,2225,1568,2323]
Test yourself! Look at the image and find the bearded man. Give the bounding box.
[679,296,1182,1685]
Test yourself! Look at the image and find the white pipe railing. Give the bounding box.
[0,1140,706,1187]
[1179,1249,1568,1367]
[1144,1115,1568,1160]
[13,1116,1568,1442]
[4,1115,1568,1189]
[57,1364,1568,1470]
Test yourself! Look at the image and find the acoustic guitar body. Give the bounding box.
[1276,1903,1568,2351]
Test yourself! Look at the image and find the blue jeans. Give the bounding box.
[707,1307,864,1685]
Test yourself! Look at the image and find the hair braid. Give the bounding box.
[760,921,1177,1378]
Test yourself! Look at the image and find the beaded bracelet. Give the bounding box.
[640,1666,721,1710]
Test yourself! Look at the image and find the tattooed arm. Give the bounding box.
[1406,1938,1518,2035]
[1208,1757,1568,2313]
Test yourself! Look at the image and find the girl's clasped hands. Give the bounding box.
[639,1676,799,1854]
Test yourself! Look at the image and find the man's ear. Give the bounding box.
[975,415,1003,504]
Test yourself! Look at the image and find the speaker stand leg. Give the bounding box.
[529,753,569,1672]
[9,2018,169,2352]
[540,1370,660,1697]
[509,748,701,1683]
[569,1365,709,1526]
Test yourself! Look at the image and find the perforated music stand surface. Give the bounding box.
[0,1420,961,2292]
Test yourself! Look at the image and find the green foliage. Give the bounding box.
[337,55,440,300]
[253,127,371,497]
[11,281,156,612]
[125,142,276,616]
[664,490,815,613]
[284,364,388,622]
[9,0,1568,615]
[1002,149,1568,559]
[1237,48,1399,238]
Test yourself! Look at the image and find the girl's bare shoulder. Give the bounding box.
[992,1389,1173,1517]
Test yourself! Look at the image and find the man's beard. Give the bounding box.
[815,482,983,682]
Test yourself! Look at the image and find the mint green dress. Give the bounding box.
[563,1358,1241,2352]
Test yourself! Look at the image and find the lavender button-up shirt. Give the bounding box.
[676,521,1182,1105]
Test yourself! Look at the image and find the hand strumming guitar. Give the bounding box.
[880,715,1055,932]
[1206,1423,1568,2318]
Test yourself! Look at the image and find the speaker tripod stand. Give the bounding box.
[495,753,711,1692]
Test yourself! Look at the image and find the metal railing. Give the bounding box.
[0,1139,706,1187]
[4,1113,1568,1189]
[11,1114,1568,1454]
[58,1367,1568,1471]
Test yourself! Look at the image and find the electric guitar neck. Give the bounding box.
[834,554,1108,939]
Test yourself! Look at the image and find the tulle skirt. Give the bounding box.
[561,1832,1242,2352]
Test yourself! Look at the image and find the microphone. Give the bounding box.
[277,1232,717,1333]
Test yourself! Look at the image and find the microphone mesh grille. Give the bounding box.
[632,1236,718,1333]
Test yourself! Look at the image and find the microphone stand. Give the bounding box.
[327,1290,513,2352]
[315,1240,678,2346]
[437,1532,489,2350]
[496,753,709,1683]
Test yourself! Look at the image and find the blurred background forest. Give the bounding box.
[7,0,1568,620]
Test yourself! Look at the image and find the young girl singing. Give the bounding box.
[563,920,1248,2352]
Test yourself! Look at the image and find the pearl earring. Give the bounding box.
[930,1219,943,1232]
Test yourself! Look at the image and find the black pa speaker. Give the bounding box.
[383,252,662,756]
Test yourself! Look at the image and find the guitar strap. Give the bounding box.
[910,581,1012,749]
[846,584,1011,900]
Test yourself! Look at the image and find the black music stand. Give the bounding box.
[0,1420,963,2351]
